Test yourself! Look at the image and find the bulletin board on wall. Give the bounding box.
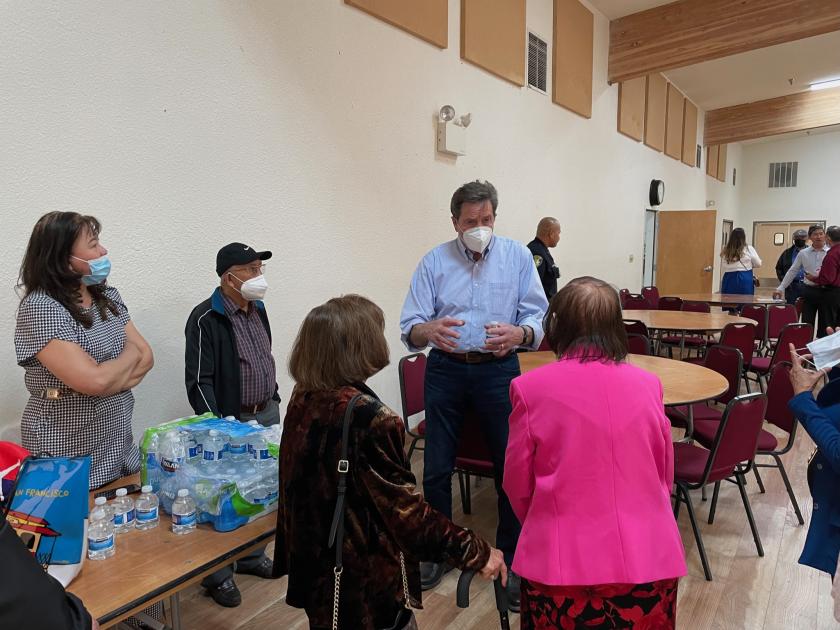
[664,83,684,160]
[617,76,646,141]
[644,73,667,152]
[682,100,698,166]
[552,0,594,118]
[345,0,448,48]
[461,0,526,86]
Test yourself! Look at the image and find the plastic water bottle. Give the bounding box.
[249,432,272,469]
[88,497,116,560]
[159,430,185,475]
[144,432,161,491]
[134,485,160,531]
[112,488,136,533]
[202,429,225,470]
[171,488,197,535]
[227,433,249,462]
[265,474,279,504]
[182,430,200,463]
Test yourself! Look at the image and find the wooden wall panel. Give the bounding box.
[716,144,728,182]
[706,145,719,178]
[552,0,594,118]
[664,83,684,160]
[609,0,840,83]
[617,77,646,140]
[461,0,526,86]
[705,86,840,145]
[345,0,448,48]
[682,99,698,166]
[644,74,667,152]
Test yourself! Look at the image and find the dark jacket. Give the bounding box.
[527,237,559,299]
[0,512,92,630]
[184,287,278,418]
[789,390,840,576]
[775,244,804,282]
[273,383,490,629]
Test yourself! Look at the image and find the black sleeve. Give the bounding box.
[184,308,219,416]
[0,517,93,630]
[775,251,787,282]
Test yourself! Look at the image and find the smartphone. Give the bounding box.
[94,483,142,501]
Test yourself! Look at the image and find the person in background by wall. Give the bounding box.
[399,180,548,611]
[774,229,809,305]
[184,242,280,607]
[14,212,154,490]
[527,217,561,300]
[809,225,840,337]
[504,277,686,628]
[720,227,762,295]
[1,510,99,630]
[773,225,829,330]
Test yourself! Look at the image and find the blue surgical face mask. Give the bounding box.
[72,254,111,286]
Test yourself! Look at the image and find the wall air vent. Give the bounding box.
[527,32,547,93]
[768,162,798,188]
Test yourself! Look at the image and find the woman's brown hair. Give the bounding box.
[543,276,627,362]
[721,227,747,263]
[288,294,390,391]
[18,211,119,328]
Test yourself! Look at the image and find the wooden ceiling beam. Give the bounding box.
[609,0,840,84]
[704,86,840,145]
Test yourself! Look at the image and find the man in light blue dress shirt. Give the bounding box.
[400,180,548,610]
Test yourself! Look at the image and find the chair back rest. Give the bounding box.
[794,296,804,319]
[619,289,630,308]
[537,336,551,351]
[456,409,493,461]
[623,294,648,310]
[767,304,798,339]
[642,286,660,309]
[623,319,649,337]
[682,300,711,313]
[719,322,756,365]
[702,345,743,404]
[769,323,814,370]
[658,296,683,311]
[740,305,768,342]
[765,362,796,435]
[705,393,768,483]
[398,353,427,419]
[627,333,650,355]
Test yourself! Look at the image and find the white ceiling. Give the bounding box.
[665,32,840,111]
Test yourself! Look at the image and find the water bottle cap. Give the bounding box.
[94,496,107,505]
[141,485,153,493]
[177,488,189,497]
[116,488,127,496]
[209,429,219,436]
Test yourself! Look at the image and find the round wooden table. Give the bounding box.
[621,309,757,332]
[664,292,784,306]
[518,352,728,406]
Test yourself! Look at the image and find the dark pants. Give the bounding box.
[785,280,805,306]
[423,350,521,566]
[800,284,824,337]
[201,548,267,587]
[818,287,840,337]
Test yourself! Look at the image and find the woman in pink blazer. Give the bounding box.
[504,277,686,629]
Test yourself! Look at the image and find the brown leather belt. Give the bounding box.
[434,349,503,364]
[40,388,83,400]
[241,400,269,414]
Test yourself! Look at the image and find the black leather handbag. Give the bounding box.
[328,395,416,630]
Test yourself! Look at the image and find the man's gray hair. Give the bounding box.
[450,180,498,219]
[827,225,840,243]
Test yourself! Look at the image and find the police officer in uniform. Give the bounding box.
[527,217,561,300]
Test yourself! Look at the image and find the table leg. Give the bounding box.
[169,593,181,630]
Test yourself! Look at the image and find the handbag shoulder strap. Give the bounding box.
[328,393,364,559]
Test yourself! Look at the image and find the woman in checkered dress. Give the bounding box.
[14,212,154,489]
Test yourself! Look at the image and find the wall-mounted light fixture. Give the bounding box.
[437,105,471,156]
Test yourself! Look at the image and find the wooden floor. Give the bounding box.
[175,403,837,629]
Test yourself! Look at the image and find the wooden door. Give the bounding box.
[656,210,717,293]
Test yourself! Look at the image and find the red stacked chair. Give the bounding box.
[745,323,813,391]
[398,353,428,460]
[642,286,660,309]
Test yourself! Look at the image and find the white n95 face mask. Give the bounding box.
[806,331,840,371]
[462,227,493,253]
[232,274,268,301]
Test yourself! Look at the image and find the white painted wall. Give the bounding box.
[738,130,840,235]
[0,0,729,440]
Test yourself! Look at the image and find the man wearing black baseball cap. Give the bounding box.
[774,228,810,305]
[184,242,279,606]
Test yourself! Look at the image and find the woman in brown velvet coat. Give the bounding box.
[273,295,505,629]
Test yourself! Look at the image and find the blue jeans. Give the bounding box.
[423,350,521,565]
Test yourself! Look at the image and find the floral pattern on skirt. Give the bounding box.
[520,578,679,629]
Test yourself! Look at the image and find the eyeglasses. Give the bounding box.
[232,263,266,276]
